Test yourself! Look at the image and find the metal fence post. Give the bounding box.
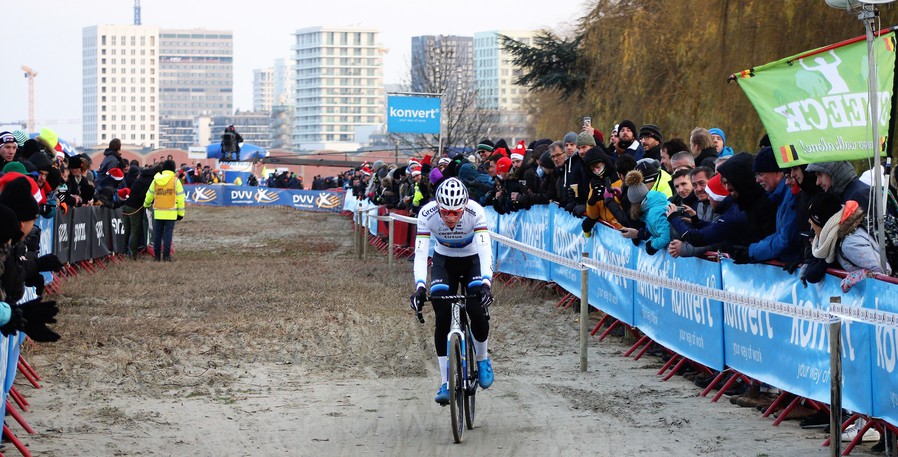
[829,296,842,457]
[580,252,589,373]
[388,217,395,270]
[356,203,363,260]
[362,211,368,258]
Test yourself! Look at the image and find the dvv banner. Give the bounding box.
[735,31,896,167]
[386,96,441,134]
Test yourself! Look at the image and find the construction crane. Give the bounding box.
[21,65,37,133]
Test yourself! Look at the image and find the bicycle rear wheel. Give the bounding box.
[464,333,477,430]
[448,333,464,443]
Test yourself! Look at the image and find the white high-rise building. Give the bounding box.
[272,58,294,107]
[82,24,161,148]
[253,67,274,112]
[473,30,536,142]
[291,26,385,152]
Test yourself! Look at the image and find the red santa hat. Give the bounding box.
[108,168,125,181]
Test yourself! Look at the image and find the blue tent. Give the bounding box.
[205,143,267,161]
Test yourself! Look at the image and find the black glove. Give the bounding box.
[19,298,59,325]
[36,254,64,272]
[480,285,493,320]
[631,237,641,247]
[782,260,802,274]
[0,305,24,337]
[410,288,427,323]
[637,227,650,241]
[572,204,586,216]
[581,217,598,235]
[588,182,604,205]
[177,215,184,221]
[730,246,752,264]
[566,187,577,201]
[645,243,658,255]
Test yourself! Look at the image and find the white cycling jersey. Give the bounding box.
[413,200,493,289]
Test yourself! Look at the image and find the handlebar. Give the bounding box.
[413,294,481,324]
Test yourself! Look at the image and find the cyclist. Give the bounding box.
[411,177,494,404]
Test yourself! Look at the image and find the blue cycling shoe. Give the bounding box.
[435,383,450,404]
[477,358,494,389]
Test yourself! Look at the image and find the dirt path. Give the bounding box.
[18,207,858,456]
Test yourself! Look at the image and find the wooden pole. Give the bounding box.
[829,296,842,457]
[580,252,589,373]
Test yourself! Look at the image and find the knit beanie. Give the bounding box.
[576,131,596,147]
[563,132,579,144]
[476,139,495,152]
[639,124,663,142]
[752,147,779,174]
[625,170,649,204]
[0,177,40,222]
[12,130,29,147]
[496,157,512,174]
[634,158,662,183]
[808,192,843,227]
[539,151,556,170]
[2,162,27,175]
[429,168,444,185]
[705,174,730,202]
[618,120,638,135]
[709,128,726,145]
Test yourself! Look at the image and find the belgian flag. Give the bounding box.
[779,144,799,164]
[884,35,896,53]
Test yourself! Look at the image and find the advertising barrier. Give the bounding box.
[589,223,637,326]
[185,184,345,213]
[635,251,725,371]
[360,201,895,423]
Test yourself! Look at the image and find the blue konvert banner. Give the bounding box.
[386,96,441,134]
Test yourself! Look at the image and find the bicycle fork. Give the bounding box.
[447,304,467,383]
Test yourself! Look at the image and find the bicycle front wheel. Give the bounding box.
[464,334,477,430]
[448,333,464,443]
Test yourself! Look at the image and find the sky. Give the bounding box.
[2,0,590,144]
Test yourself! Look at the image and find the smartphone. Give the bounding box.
[583,116,592,127]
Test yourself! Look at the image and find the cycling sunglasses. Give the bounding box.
[439,208,463,217]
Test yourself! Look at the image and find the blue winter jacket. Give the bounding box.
[748,179,800,262]
[641,191,672,250]
[674,197,751,247]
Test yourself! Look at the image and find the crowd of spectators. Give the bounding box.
[350,122,897,286]
[0,133,167,261]
[347,122,894,447]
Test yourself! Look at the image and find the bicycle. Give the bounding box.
[415,293,481,443]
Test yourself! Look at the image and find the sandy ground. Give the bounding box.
[13,206,874,456]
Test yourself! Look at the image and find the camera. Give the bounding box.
[675,205,688,216]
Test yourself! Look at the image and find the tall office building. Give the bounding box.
[82,24,161,148]
[272,58,294,107]
[158,29,233,149]
[291,26,385,152]
[411,35,474,104]
[158,29,233,118]
[253,67,275,112]
[473,30,536,142]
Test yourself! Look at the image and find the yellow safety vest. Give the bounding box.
[154,175,177,210]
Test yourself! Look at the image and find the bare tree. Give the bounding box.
[390,36,498,157]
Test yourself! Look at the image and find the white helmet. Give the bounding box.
[435,177,468,211]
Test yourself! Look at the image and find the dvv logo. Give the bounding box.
[192,186,218,203]
[254,188,280,203]
[315,192,341,209]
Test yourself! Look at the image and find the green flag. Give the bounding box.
[735,32,896,167]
